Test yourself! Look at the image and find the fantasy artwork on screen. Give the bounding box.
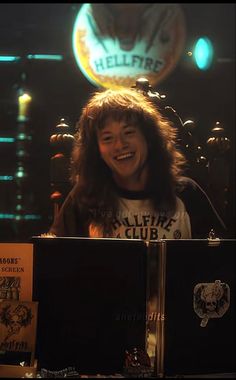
[0,243,38,377]
[0,299,38,376]
[0,243,33,301]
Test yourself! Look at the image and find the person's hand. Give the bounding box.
[40,233,56,238]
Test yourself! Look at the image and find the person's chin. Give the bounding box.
[114,169,136,181]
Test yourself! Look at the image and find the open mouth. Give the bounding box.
[119,39,136,51]
[115,152,135,161]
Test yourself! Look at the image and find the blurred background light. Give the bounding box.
[193,37,214,70]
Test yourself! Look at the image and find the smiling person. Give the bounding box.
[49,88,226,240]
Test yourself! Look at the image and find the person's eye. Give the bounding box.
[101,134,113,143]
[125,128,136,135]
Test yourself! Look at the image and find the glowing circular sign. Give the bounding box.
[73,3,186,89]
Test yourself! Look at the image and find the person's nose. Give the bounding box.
[113,133,128,150]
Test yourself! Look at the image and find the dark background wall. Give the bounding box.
[0,3,235,241]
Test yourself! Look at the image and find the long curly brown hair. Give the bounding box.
[71,88,186,234]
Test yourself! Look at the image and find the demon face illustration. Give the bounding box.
[0,303,33,341]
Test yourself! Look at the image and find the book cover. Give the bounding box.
[0,243,33,301]
[0,300,38,366]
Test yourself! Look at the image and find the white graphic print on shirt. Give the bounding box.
[89,196,192,239]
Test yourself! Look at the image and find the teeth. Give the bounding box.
[116,153,134,160]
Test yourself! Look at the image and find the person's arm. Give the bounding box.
[177,177,227,239]
[49,191,88,237]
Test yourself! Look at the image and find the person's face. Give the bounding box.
[97,118,149,190]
